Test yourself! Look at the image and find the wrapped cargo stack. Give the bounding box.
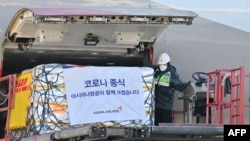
[23,64,155,134]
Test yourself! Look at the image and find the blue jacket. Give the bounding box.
[142,52,187,110]
[154,64,186,110]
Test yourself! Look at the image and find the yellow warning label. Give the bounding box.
[9,70,32,130]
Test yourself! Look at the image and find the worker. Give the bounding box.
[143,52,190,125]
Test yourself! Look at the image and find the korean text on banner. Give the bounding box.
[63,66,146,125]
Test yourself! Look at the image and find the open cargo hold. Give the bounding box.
[9,64,154,139]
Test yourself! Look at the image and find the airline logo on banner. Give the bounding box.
[63,66,146,125]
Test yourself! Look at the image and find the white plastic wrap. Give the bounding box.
[27,64,154,134]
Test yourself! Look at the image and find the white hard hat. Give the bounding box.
[157,53,171,65]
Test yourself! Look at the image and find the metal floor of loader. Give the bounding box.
[19,123,223,141]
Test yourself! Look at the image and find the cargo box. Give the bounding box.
[10,64,155,135]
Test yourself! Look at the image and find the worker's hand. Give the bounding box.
[182,80,191,92]
[185,80,191,88]
[177,81,191,92]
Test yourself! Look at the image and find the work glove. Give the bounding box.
[185,80,191,88]
[180,80,191,92]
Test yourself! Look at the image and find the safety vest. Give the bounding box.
[154,71,171,87]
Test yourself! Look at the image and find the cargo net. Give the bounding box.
[10,64,155,138]
[0,81,8,138]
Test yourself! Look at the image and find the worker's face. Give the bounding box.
[159,64,167,71]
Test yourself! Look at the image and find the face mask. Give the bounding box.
[159,64,167,71]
